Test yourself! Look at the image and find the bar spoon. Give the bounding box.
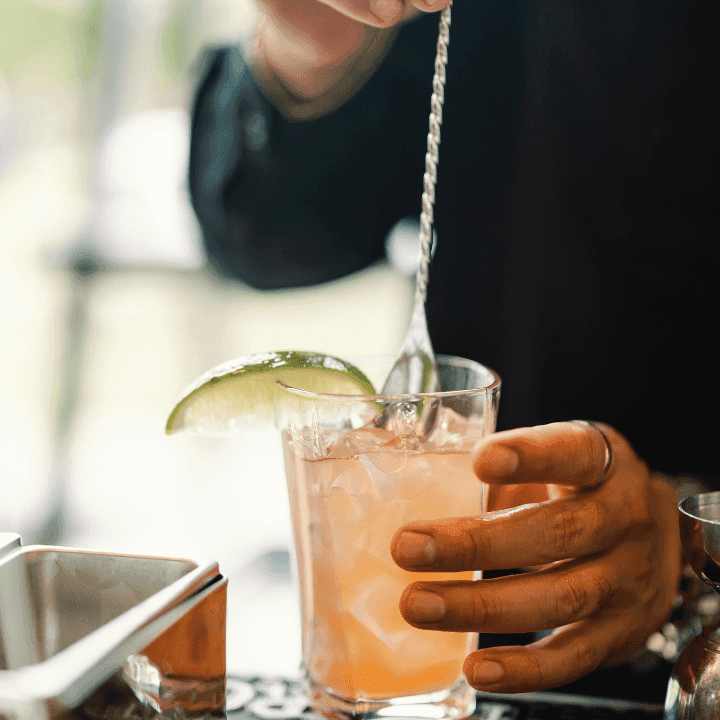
[381,4,451,400]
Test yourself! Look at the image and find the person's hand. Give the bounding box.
[252,0,452,101]
[390,421,682,693]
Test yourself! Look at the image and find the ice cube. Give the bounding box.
[345,426,396,454]
[305,457,357,499]
[289,425,356,461]
[386,402,422,453]
[348,574,414,652]
[359,455,396,498]
[390,623,472,677]
[333,524,371,568]
[362,450,407,474]
[327,471,374,558]
[357,448,440,503]
[425,407,485,452]
[365,498,428,564]
[392,454,438,501]
[288,425,323,461]
[323,429,357,459]
[331,468,377,499]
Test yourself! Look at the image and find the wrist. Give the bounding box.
[249,14,398,120]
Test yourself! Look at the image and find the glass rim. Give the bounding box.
[680,492,720,525]
[279,354,501,402]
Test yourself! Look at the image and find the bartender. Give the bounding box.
[188,0,719,699]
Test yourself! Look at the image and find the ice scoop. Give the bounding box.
[381,5,452,399]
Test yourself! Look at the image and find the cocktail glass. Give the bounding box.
[280,355,500,720]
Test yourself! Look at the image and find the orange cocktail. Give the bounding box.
[285,434,480,699]
[281,355,500,720]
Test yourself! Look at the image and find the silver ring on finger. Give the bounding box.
[573,420,613,484]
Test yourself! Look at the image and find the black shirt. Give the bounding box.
[189,1,719,479]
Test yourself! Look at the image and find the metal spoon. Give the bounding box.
[381,4,452,402]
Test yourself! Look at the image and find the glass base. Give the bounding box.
[306,677,476,720]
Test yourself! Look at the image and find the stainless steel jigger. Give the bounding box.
[666,492,720,719]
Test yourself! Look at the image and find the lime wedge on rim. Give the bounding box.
[165,351,377,435]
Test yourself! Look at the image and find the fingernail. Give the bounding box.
[406,590,446,622]
[472,660,504,686]
[475,446,519,478]
[395,532,436,566]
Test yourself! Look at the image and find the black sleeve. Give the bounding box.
[188,16,439,290]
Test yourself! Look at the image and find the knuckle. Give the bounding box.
[522,651,545,689]
[554,571,614,622]
[554,574,590,622]
[543,497,609,561]
[594,574,616,611]
[465,529,493,571]
[545,503,585,556]
[584,498,609,546]
[520,636,604,692]
[572,426,601,479]
[471,591,492,627]
[571,633,604,675]
[587,573,615,615]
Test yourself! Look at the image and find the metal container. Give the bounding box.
[666,493,720,719]
[0,533,227,719]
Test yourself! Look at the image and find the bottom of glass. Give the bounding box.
[305,677,476,720]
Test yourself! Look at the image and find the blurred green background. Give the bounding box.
[0,0,103,82]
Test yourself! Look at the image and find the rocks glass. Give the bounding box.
[281,355,500,720]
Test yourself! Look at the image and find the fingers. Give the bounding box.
[257,0,395,34]
[463,614,635,693]
[388,420,671,696]
[254,0,452,100]
[391,493,620,571]
[265,0,451,29]
[408,0,452,13]
[474,421,620,488]
[343,0,451,25]
[255,0,369,72]
[398,555,619,633]
[313,0,405,26]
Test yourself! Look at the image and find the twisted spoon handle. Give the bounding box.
[381,5,451,401]
[415,2,452,308]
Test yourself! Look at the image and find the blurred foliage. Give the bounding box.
[160,0,191,81]
[0,0,101,82]
[74,0,104,82]
[0,0,191,85]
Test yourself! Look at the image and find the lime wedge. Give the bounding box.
[166,351,377,435]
